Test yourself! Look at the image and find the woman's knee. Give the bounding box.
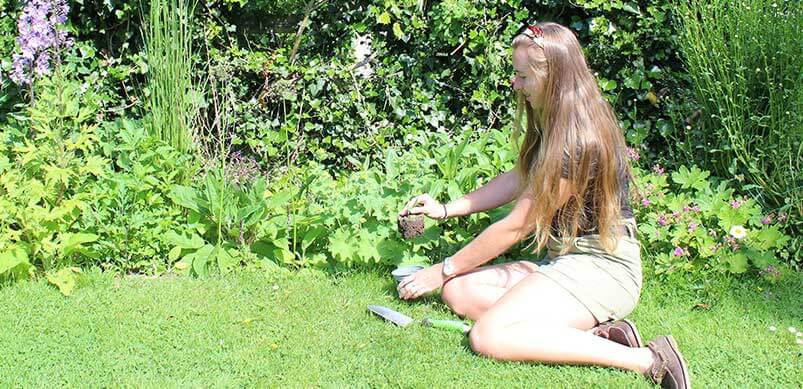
[441,278,470,316]
[468,319,506,358]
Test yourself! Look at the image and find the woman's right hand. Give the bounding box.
[399,194,447,220]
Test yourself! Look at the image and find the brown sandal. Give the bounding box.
[593,319,644,348]
[646,335,691,389]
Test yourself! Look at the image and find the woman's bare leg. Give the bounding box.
[441,260,539,321]
[468,272,654,374]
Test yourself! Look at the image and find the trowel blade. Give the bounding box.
[367,305,415,327]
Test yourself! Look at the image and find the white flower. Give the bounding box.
[796,332,802,337]
[797,339,803,345]
[788,326,797,333]
[729,225,747,239]
[272,285,279,291]
[768,326,777,332]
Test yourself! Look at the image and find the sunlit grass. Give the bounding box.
[0,269,800,387]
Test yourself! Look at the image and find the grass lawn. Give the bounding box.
[1,268,801,387]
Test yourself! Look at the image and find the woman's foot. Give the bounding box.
[593,319,643,348]
[645,335,691,389]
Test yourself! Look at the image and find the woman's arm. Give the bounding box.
[443,178,571,276]
[397,179,571,300]
[443,169,520,218]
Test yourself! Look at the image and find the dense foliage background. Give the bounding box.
[1,0,800,292]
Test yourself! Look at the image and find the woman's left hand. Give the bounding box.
[398,263,446,300]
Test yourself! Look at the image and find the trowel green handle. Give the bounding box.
[422,318,471,334]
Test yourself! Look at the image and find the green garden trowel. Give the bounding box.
[367,305,471,335]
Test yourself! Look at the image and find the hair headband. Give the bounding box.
[522,25,544,47]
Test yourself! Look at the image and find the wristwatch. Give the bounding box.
[442,256,457,278]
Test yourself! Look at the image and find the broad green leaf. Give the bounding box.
[671,165,710,191]
[168,185,201,212]
[46,267,82,296]
[753,227,789,250]
[264,188,294,209]
[726,252,748,274]
[168,246,182,261]
[746,249,776,270]
[60,233,99,257]
[164,231,205,250]
[329,229,356,261]
[356,231,381,263]
[0,246,30,275]
[377,11,391,24]
[377,238,406,261]
[392,22,404,39]
[302,227,326,251]
[215,246,238,274]
[192,244,215,277]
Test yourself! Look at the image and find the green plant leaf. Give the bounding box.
[165,231,205,250]
[726,252,748,274]
[191,244,215,277]
[168,185,201,212]
[59,233,99,257]
[46,267,82,296]
[0,246,30,276]
[377,11,391,24]
[329,229,355,262]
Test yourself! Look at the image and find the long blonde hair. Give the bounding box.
[512,22,629,253]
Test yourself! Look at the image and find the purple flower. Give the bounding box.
[652,164,665,175]
[692,205,701,213]
[657,215,667,226]
[672,210,681,218]
[688,222,698,233]
[761,215,772,225]
[11,0,71,86]
[730,199,742,209]
[673,247,684,257]
[641,198,651,207]
[626,147,640,161]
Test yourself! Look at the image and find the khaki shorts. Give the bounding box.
[533,219,642,323]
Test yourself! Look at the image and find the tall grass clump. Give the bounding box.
[674,0,802,226]
[143,0,198,154]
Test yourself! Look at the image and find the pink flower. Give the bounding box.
[688,222,698,233]
[731,199,742,209]
[672,210,681,218]
[657,215,667,226]
[641,198,651,207]
[761,215,772,225]
[692,205,701,213]
[673,247,685,257]
[683,205,690,213]
[626,147,640,161]
[652,164,665,175]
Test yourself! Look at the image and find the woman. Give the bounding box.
[397,23,690,389]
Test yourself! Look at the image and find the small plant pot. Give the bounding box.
[392,265,425,283]
[397,214,424,239]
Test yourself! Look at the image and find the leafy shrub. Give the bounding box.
[0,75,106,278]
[166,168,275,276]
[672,0,801,248]
[633,163,793,279]
[83,118,196,274]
